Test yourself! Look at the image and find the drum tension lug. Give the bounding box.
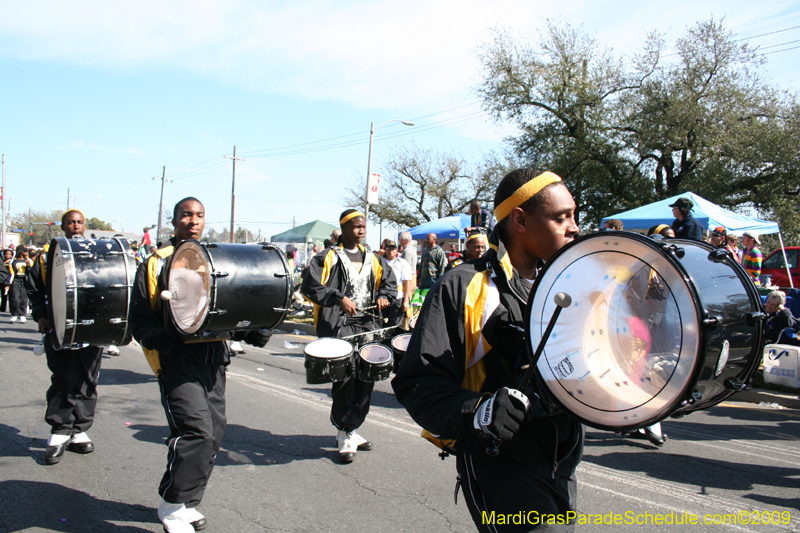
[213,272,229,278]
[208,310,228,316]
[724,378,748,391]
[274,272,290,278]
[708,249,729,263]
[273,307,291,313]
[745,311,766,326]
[702,315,722,326]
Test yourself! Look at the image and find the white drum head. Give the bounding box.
[391,334,412,351]
[360,344,392,363]
[169,242,211,334]
[530,235,701,429]
[49,240,71,345]
[305,338,353,358]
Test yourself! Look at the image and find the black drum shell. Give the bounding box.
[303,338,355,384]
[525,232,764,432]
[356,343,393,382]
[46,237,135,349]
[391,333,412,373]
[667,239,764,415]
[168,241,292,335]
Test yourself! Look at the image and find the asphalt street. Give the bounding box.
[1,314,799,532]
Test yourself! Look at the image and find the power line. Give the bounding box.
[735,24,800,42]
[763,43,800,54]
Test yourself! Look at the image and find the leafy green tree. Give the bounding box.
[477,19,799,238]
[85,217,114,230]
[203,226,255,243]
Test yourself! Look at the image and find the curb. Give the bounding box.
[726,388,800,410]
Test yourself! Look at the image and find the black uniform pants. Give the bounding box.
[456,450,577,532]
[0,283,9,312]
[44,336,104,435]
[159,362,226,507]
[9,278,28,316]
[330,318,375,433]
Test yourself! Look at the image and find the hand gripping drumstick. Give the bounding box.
[486,291,572,457]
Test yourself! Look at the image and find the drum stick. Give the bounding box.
[356,307,389,324]
[486,292,572,458]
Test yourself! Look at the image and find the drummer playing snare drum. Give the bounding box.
[301,208,397,464]
[26,209,106,465]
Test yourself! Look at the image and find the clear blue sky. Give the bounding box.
[1,0,798,248]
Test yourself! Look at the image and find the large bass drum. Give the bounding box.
[526,232,764,432]
[47,236,135,349]
[167,241,292,335]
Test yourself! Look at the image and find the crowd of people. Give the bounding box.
[3,182,796,533]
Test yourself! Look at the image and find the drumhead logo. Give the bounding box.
[555,357,575,379]
[715,340,730,377]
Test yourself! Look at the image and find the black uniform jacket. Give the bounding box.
[130,238,228,376]
[26,247,51,324]
[392,231,583,479]
[300,244,397,338]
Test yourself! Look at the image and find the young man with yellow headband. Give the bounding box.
[301,208,397,463]
[444,230,487,272]
[130,197,270,532]
[26,208,107,465]
[393,169,583,532]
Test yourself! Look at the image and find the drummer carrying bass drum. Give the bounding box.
[26,209,105,465]
[301,209,397,463]
[129,197,271,533]
[392,169,584,532]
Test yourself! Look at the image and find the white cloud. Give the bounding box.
[1,0,797,111]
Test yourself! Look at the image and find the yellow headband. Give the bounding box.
[466,233,486,243]
[61,208,86,223]
[494,171,562,222]
[654,224,669,235]
[339,211,365,226]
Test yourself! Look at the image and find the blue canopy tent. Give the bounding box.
[600,192,778,234]
[601,191,792,288]
[404,214,472,240]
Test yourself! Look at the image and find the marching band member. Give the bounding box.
[444,230,487,272]
[301,209,397,463]
[26,209,106,465]
[393,169,584,532]
[9,246,33,323]
[130,197,270,533]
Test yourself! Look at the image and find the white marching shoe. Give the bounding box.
[106,345,120,356]
[157,500,195,533]
[336,430,373,464]
[19,316,27,324]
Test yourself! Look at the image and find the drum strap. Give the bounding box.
[492,272,561,418]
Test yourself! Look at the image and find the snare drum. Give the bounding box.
[47,237,135,349]
[304,338,354,384]
[390,333,412,373]
[356,343,394,382]
[167,241,292,336]
[527,232,764,432]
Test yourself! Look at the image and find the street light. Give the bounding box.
[364,119,414,234]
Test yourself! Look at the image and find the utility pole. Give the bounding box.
[28,207,32,245]
[1,155,5,249]
[67,188,70,210]
[224,146,244,243]
[154,166,171,244]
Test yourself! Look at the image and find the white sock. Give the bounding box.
[48,434,71,446]
[184,507,204,521]
[72,432,91,444]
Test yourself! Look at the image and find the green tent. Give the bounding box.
[270,220,338,243]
